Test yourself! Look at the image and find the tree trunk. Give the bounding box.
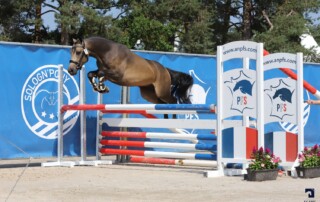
[60,0,69,45]
[242,0,252,40]
[34,0,43,43]
[60,25,69,45]
[222,0,231,44]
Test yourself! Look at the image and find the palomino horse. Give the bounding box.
[68,37,193,106]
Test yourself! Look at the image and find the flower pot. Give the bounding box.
[295,166,320,178]
[245,169,278,181]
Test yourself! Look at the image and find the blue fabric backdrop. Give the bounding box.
[0,42,319,159]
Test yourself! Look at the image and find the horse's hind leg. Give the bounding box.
[139,85,163,104]
[140,86,171,119]
[153,68,176,104]
[152,68,179,119]
[140,85,177,119]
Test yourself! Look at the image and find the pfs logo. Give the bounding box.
[265,79,295,120]
[233,79,252,105]
[225,70,255,113]
[21,65,79,139]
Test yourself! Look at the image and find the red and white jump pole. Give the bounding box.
[129,156,217,167]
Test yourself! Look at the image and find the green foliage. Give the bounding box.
[248,147,281,171]
[116,0,213,52]
[298,144,320,168]
[254,13,306,53]
[0,0,320,59]
[181,21,214,54]
[55,1,82,31]
[252,0,320,62]
[0,0,35,42]
[121,15,175,51]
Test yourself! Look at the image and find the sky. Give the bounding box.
[42,1,57,31]
[42,12,57,31]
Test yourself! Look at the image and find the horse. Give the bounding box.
[68,37,193,113]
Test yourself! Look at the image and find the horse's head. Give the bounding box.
[68,38,89,75]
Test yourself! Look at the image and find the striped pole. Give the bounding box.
[61,104,105,113]
[103,104,215,111]
[100,148,217,160]
[101,109,213,115]
[129,156,217,167]
[101,131,216,141]
[61,104,216,114]
[100,140,217,151]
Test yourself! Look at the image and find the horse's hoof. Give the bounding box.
[98,86,109,93]
[103,87,110,93]
[93,86,99,92]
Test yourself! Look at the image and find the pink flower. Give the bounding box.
[298,154,305,162]
[265,148,271,154]
[249,146,281,170]
[252,147,257,153]
[273,157,281,163]
[313,144,319,150]
[259,147,264,154]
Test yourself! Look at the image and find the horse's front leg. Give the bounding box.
[96,72,109,93]
[87,70,100,92]
[87,70,109,93]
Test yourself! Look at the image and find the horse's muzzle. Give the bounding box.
[68,66,78,75]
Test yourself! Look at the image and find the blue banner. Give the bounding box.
[0,42,319,159]
[0,42,121,158]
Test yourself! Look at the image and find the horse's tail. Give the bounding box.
[166,68,193,104]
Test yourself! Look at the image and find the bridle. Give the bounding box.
[69,42,89,70]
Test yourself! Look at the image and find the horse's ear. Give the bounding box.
[72,38,77,44]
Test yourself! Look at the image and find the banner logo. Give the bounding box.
[225,70,255,113]
[21,65,79,139]
[265,79,295,120]
[279,91,310,134]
